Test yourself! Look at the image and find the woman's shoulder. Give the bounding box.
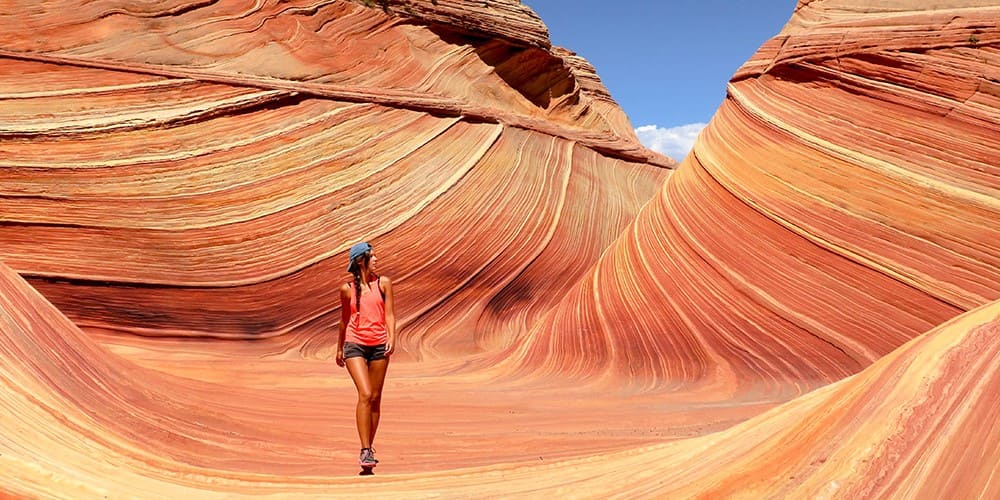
[339,282,352,295]
[377,275,392,294]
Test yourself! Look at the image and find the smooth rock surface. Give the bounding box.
[0,0,997,497]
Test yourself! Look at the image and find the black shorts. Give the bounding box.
[343,342,387,362]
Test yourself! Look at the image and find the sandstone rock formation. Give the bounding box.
[0,0,997,497]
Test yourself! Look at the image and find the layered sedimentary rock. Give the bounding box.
[1,0,998,497]
[3,262,997,496]
[498,0,999,393]
[0,0,668,345]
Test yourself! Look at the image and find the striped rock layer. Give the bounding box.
[0,0,998,497]
[2,262,995,497]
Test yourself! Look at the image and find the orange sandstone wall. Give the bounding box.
[504,0,999,397]
[2,257,997,497]
[0,0,669,348]
[0,0,998,497]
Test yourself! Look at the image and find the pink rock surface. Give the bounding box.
[0,0,997,497]
[2,262,997,497]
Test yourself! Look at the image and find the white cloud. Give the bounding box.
[635,122,707,161]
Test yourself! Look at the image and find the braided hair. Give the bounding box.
[349,251,371,314]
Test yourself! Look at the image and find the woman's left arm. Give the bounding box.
[381,276,396,355]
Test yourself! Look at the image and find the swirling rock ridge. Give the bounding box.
[1,0,998,497]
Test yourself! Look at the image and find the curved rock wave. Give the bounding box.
[499,0,998,396]
[2,262,996,496]
[0,0,998,497]
[1,0,669,341]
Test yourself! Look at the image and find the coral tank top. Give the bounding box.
[345,277,387,346]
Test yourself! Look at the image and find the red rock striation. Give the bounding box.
[2,260,997,497]
[0,0,669,342]
[0,0,998,497]
[498,0,999,393]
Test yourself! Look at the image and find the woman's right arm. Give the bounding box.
[336,283,351,367]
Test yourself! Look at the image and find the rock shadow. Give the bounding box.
[427,25,575,110]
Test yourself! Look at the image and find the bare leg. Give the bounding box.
[367,358,389,446]
[345,357,373,449]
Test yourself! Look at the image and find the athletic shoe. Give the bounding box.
[359,447,377,467]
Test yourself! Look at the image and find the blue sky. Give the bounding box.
[521,1,797,159]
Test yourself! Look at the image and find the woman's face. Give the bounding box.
[368,251,378,272]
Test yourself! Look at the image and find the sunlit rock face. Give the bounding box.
[0,0,669,344]
[0,0,998,497]
[504,0,999,391]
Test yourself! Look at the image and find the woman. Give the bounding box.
[336,241,396,468]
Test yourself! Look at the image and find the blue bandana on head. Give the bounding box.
[347,241,372,272]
